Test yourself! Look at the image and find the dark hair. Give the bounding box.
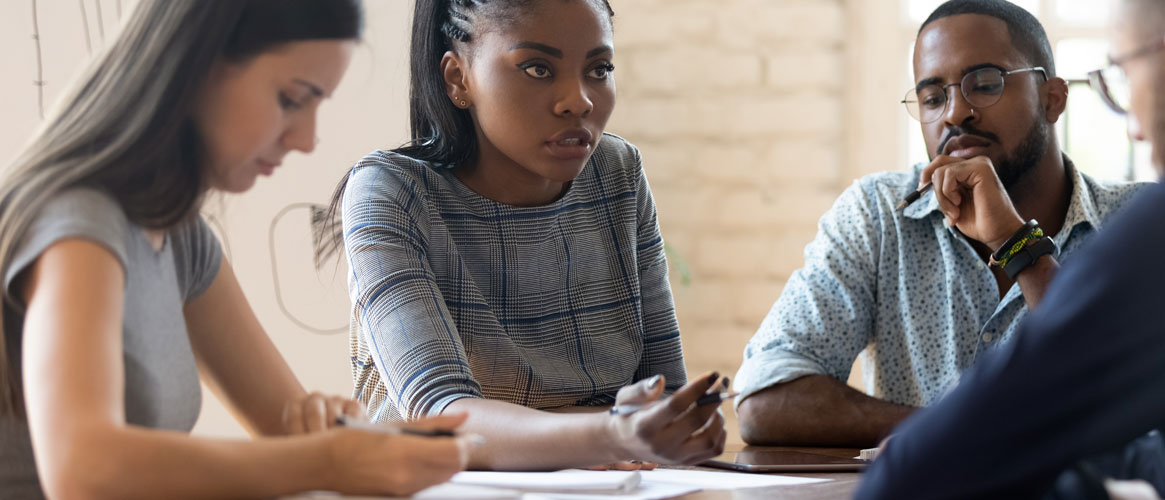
[0,0,363,417]
[919,0,1056,78]
[315,0,613,265]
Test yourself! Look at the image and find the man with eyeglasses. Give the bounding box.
[734,0,1147,448]
[856,0,1165,498]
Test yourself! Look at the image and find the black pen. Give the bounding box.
[608,391,740,416]
[896,182,934,210]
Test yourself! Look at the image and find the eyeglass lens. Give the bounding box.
[905,68,1008,123]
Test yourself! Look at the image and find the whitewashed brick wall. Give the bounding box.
[606,0,853,442]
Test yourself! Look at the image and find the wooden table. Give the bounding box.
[666,447,863,500]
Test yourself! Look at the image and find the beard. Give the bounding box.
[936,116,1049,190]
[996,117,1049,189]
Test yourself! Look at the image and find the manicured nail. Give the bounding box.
[648,374,663,389]
[708,372,720,385]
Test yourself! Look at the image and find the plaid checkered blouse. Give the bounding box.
[342,133,687,422]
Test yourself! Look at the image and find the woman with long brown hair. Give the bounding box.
[0,1,468,498]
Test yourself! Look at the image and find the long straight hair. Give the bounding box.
[0,0,364,417]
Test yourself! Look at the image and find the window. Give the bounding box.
[899,0,1152,181]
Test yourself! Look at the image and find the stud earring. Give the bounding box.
[459,99,468,108]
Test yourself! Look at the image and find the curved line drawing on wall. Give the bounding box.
[31,0,45,119]
[78,0,92,53]
[30,0,122,119]
[270,203,347,335]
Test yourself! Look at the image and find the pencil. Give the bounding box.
[896,182,933,210]
[608,392,740,416]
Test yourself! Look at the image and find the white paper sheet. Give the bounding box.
[286,467,830,500]
[638,468,830,489]
[287,484,522,500]
[452,470,641,494]
[521,481,699,500]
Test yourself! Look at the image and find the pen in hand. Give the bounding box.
[896,182,934,211]
[335,415,485,445]
[608,391,740,416]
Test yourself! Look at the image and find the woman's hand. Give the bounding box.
[283,391,365,435]
[606,372,728,465]
[324,413,472,497]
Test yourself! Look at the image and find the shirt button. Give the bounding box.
[982,332,994,343]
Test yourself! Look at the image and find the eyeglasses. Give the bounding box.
[1088,37,1165,115]
[902,66,1048,123]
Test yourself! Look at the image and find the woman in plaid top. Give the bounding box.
[327,0,727,470]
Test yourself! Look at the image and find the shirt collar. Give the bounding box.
[904,154,1102,245]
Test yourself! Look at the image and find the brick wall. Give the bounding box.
[606,0,852,443]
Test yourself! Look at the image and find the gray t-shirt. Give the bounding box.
[0,188,221,500]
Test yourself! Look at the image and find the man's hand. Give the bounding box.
[920,155,1025,251]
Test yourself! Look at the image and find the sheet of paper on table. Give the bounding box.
[451,470,641,494]
[641,468,829,489]
[287,483,522,500]
[286,467,832,500]
[288,481,692,500]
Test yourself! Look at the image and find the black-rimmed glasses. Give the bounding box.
[903,66,1048,123]
[1088,37,1165,115]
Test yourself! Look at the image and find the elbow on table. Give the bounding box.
[737,379,840,447]
[737,390,796,446]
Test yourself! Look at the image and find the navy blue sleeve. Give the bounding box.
[855,182,1165,500]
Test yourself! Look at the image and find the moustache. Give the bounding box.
[938,125,1000,156]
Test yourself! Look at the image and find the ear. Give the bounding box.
[441,50,470,108]
[1041,76,1070,123]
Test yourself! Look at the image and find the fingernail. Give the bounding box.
[721,377,731,390]
[648,375,663,389]
[708,372,720,384]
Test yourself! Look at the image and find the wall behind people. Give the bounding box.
[607,0,851,443]
[0,0,855,442]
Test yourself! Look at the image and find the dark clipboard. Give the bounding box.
[703,449,868,472]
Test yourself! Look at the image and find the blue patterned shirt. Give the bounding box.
[343,134,686,422]
[735,158,1145,407]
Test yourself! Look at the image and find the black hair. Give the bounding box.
[920,0,1056,78]
[0,0,363,417]
[404,0,614,168]
[315,0,613,265]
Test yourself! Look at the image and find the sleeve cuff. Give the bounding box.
[732,348,829,409]
[427,393,480,418]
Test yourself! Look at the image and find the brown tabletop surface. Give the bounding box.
[664,446,863,500]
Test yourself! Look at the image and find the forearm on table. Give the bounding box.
[444,398,620,470]
[736,375,915,447]
[38,425,331,500]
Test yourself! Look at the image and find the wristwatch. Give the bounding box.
[990,220,1058,280]
[1001,236,1056,280]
